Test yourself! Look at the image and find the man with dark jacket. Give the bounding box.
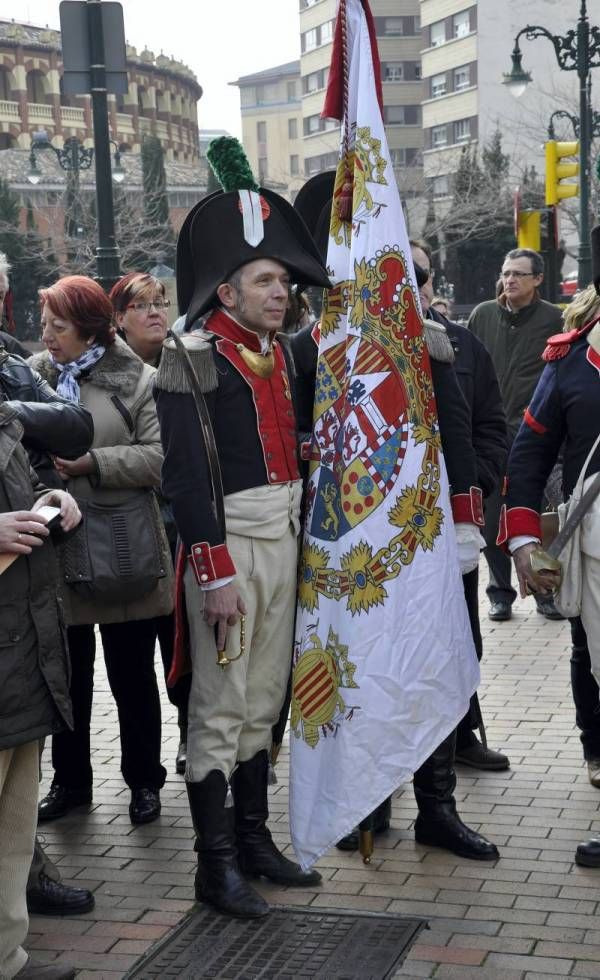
[468,249,563,621]
[0,342,96,920]
[411,239,509,771]
[0,403,81,980]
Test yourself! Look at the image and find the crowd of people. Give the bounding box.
[1,139,600,978]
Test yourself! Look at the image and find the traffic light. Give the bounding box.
[545,140,579,205]
[517,209,541,251]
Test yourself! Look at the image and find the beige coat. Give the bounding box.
[30,338,174,625]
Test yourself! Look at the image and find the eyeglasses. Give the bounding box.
[500,270,534,280]
[126,300,171,312]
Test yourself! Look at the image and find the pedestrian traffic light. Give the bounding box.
[545,140,579,206]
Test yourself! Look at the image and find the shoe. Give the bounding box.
[414,804,499,860]
[413,731,499,861]
[27,873,95,915]
[535,595,565,620]
[336,797,392,851]
[15,958,76,979]
[456,740,510,772]
[175,741,187,775]
[187,772,269,918]
[575,838,600,867]
[488,601,511,621]
[587,760,600,788]
[233,751,321,887]
[38,784,92,822]
[129,788,161,824]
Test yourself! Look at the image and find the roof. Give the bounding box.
[231,60,300,87]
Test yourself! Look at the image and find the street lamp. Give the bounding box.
[503,0,600,286]
[26,130,124,185]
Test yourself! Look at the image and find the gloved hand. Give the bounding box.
[455,522,485,575]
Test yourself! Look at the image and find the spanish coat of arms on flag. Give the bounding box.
[289,0,480,869]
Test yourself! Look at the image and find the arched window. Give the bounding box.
[137,86,147,115]
[0,67,10,101]
[26,69,47,104]
[59,75,73,108]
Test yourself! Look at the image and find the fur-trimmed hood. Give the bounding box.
[30,335,144,396]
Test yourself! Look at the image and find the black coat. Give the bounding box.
[428,308,508,498]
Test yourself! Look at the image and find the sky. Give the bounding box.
[0,0,301,135]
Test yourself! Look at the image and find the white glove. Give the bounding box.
[455,522,486,575]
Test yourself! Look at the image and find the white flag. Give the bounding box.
[289,0,479,869]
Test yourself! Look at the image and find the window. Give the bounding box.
[453,10,470,38]
[320,20,333,44]
[288,118,298,140]
[26,69,46,104]
[383,17,403,35]
[432,175,450,197]
[0,68,10,101]
[300,0,321,7]
[302,27,318,51]
[303,114,338,136]
[454,65,471,91]
[454,118,471,142]
[431,73,447,98]
[304,150,338,175]
[258,157,268,182]
[257,121,267,145]
[430,20,445,47]
[255,83,278,105]
[302,68,328,94]
[287,81,297,102]
[432,125,448,148]
[415,63,422,80]
[390,148,420,168]
[383,63,404,82]
[290,154,299,175]
[385,105,419,125]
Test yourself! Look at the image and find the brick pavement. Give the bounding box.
[28,581,600,979]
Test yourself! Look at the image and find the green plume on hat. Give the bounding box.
[206,136,259,193]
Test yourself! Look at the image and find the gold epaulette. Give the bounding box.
[423,318,455,364]
[155,331,218,394]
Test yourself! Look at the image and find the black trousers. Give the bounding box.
[51,620,167,792]
[483,484,517,605]
[570,617,600,761]
[154,611,191,716]
[456,567,484,748]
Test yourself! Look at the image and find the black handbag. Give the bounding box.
[62,491,166,603]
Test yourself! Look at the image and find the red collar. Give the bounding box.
[206,309,273,353]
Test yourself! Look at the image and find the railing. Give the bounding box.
[0,100,19,118]
[28,102,54,120]
[60,106,85,124]
[116,112,135,132]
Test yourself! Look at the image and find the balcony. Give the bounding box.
[0,100,19,121]
[155,119,169,140]
[116,112,135,134]
[28,102,54,123]
[60,106,85,126]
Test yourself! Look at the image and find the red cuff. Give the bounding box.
[300,440,311,461]
[496,505,541,548]
[451,487,484,526]
[188,542,236,585]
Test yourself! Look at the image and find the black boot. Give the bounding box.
[176,707,187,776]
[413,731,499,861]
[186,772,269,918]
[336,797,392,851]
[233,750,321,887]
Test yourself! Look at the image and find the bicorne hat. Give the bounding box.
[176,138,331,328]
[592,224,600,296]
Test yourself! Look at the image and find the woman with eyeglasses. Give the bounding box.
[31,275,173,827]
[111,272,191,776]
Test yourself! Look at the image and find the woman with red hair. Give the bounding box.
[30,275,173,826]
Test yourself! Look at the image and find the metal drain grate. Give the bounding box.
[125,905,426,979]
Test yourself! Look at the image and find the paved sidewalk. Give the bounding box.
[29,586,600,979]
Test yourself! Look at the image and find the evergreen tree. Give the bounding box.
[127,136,175,271]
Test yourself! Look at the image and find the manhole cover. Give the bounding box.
[125,905,426,979]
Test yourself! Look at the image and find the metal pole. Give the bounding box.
[86,0,120,291]
[577,0,592,286]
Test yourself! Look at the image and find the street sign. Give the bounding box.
[60,1,128,95]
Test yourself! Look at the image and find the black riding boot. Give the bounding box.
[335,796,392,851]
[413,731,499,860]
[176,707,187,776]
[232,750,321,886]
[186,772,269,918]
